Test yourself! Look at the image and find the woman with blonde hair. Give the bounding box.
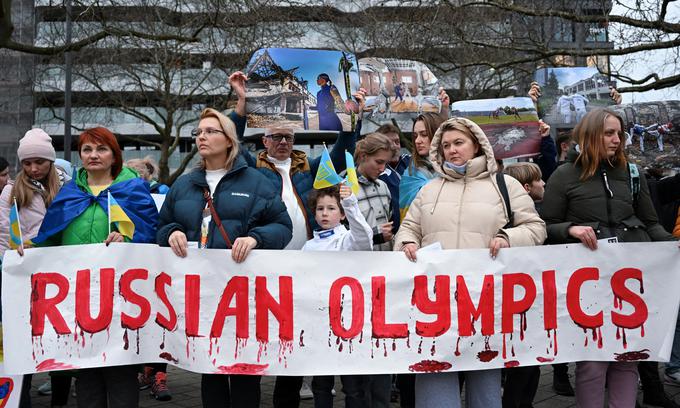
[157,107,292,407]
[125,156,169,194]
[542,108,674,408]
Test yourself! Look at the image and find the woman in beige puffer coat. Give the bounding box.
[394,117,546,408]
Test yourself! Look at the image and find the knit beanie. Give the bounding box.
[17,129,56,162]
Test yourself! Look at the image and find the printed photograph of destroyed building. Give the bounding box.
[358,58,441,134]
[245,48,360,132]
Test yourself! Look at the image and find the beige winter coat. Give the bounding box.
[394,118,546,251]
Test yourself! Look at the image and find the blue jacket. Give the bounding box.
[156,155,292,250]
[236,114,357,236]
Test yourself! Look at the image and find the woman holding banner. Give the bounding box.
[156,108,292,408]
[541,108,675,408]
[33,126,158,408]
[395,117,546,408]
[0,129,66,408]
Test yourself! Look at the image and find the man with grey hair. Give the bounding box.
[229,71,356,407]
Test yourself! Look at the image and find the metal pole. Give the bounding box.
[63,0,72,161]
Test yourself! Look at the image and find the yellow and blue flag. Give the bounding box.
[9,197,23,250]
[108,191,134,240]
[313,145,344,189]
[344,151,360,195]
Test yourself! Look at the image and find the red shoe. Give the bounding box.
[151,372,172,401]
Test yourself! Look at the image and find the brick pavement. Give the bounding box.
[25,364,680,407]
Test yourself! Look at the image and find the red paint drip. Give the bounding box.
[209,338,214,357]
[502,333,507,359]
[299,330,305,347]
[36,359,78,371]
[616,327,621,340]
[553,329,558,356]
[614,349,650,361]
[504,360,520,368]
[622,328,627,349]
[417,339,423,354]
[102,352,106,362]
[597,327,603,349]
[123,329,129,350]
[511,344,515,357]
[392,339,396,352]
[536,356,554,363]
[641,325,645,337]
[327,330,332,348]
[477,350,499,362]
[160,330,166,350]
[408,360,452,372]
[613,295,620,310]
[215,363,269,375]
[234,337,247,359]
[406,334,410,349]
[519,312,527,341]
[375,338,380,348]
[384,340,388,357]
[455,337,461,357]
[339,342,344,352]
[135,329,140,355]
[430,340,436,356]
[159,352,178,363]
[359,331,363,344]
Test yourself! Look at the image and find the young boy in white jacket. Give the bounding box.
[303,183,373,406]
[302,184,374,252]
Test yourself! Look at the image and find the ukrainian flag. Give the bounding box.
[313,145,344,189]
[344,151,360,195]
[9,198,23,250]
[108,191,134,240]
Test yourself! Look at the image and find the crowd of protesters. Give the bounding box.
[2,70,680,408]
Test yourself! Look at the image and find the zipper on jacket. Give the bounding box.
[456,177,468,248]
[600,167,615,235]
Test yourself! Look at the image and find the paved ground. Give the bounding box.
[25,363,680,407]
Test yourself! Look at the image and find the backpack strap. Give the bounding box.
[496,172,514,228]
[628,163,640,206]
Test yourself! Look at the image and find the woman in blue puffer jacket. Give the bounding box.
[157,107,292,408]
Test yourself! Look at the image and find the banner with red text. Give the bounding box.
[2,242,680,375]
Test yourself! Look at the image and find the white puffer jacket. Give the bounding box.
[394,117,546,251]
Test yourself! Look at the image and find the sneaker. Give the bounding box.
[138,367,154,390]
[299,381,313,400]
[37,380,52,396]
[553,373,575,397]
[331,388,336,396]
[665,371,680,387]
[642,393,680,408]
[151,372,172,402]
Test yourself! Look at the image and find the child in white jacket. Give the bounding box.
[304,183,373,406]
[302,184,373,252]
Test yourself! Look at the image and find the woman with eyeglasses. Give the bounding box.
[157,108,292,408]
[541,108,675,408]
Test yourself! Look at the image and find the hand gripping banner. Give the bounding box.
[2,242,679,375]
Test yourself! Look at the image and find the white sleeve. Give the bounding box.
[340,194,374,251]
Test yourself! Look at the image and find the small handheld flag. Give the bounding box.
[9,197,23,250]
[313,144,344,189]
[108,191,135,240]
[344,151,359,195]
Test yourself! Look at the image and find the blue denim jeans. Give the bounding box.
[415,370,501,408]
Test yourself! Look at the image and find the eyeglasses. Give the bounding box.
[191,128,225,137]
[266,134,294,143]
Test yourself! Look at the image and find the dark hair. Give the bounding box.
[376,123,400,135]
[78,127,123,178]
[556,133,572,155]
[0,157,8,172]
[307,185,344,215]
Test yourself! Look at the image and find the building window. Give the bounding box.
[585,23,607,42]
[551,19,574,42]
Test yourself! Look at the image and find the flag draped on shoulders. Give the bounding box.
[33,177,158,244]
[9,198,23,249]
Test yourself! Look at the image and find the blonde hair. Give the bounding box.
[10,164,60,209]
[504,162,542,186]
[573,108,626,180]
[125,156,159,181]
[354,133,398,164]
[435,120,482,161]
[197,108,240,171]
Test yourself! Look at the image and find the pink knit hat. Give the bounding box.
[17,128,56,162]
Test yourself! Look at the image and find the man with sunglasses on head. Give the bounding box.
[227,70,357,407]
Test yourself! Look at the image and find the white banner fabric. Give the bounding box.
[2,242,679,376]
